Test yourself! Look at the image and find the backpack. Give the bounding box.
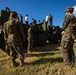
[7,19,16,34]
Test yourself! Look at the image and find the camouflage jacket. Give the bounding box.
[62,14,75,31]
[62,14,76,39]
[3,19,25,44]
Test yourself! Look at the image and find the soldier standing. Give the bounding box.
[45,14,49,25]
[27,23,38,53]
[49,15,53,25]
[25,14,29,25]
[20,14,23,24]
[27,25,34,53]
[61,7,76,68]
[32,18,37,26]
[3,11,25,67]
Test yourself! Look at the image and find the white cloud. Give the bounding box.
[73,5,76,16]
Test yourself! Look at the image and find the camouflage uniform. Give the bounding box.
[27,26,34,52]
[27,25,38,52]
[61,7,75,67]
[3,12,25,67]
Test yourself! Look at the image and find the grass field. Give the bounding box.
[0,42,76,75]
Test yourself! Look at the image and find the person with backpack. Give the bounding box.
[60,7,76,68]
[3,12,26,67]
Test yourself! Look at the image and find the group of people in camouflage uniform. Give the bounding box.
[2,7,76,68]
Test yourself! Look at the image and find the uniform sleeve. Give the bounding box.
[62,16,71,31]
[3,23,8,41]
[18,21,26,42]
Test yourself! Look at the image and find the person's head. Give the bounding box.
[65,7,74,15]
[38,20,40,22]
[45,14,48,16]
[32,18,34,20]
[9,11,18,20]
[26,14,28,16]
[6,7,10,12]
[20,14,22,16]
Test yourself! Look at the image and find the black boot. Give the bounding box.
[12,59,17,67]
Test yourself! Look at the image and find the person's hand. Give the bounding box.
[61,31,64,35]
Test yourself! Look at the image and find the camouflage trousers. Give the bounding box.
[5,42,24,60]
[27,37,34,52]
[61,32,75,65]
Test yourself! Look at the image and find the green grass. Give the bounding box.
[0,42,76,75]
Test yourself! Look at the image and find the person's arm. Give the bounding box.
[3,22,8,41]
[62,15,70,31]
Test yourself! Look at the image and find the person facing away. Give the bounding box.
[3,11,26,67]
[60,7,76,68]
[25,14,29,25]
[20,14,23,24]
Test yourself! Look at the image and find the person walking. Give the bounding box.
[3,11,26,67]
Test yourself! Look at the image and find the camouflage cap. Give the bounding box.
[65,7,74,13]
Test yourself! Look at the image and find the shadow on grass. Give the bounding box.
[30,43,60,52]
[25,52,56,57]
[0,33,5,51]
[26,57,63,65]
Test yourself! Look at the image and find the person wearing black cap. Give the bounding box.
[60,7,76,68]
